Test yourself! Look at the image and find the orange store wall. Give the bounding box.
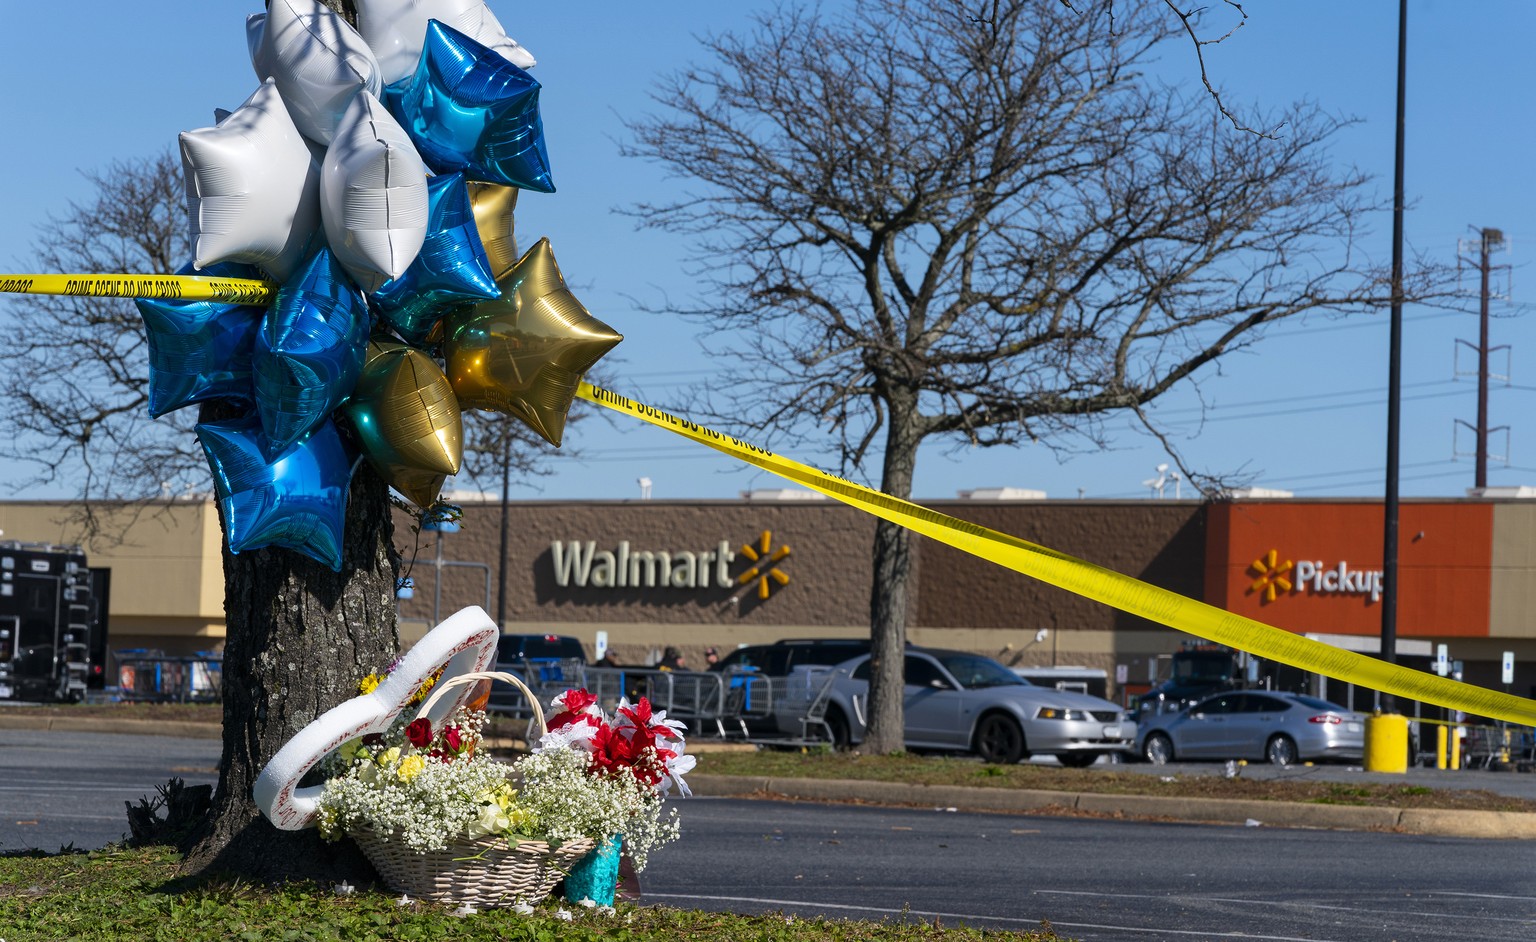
[1205,502,1491,638]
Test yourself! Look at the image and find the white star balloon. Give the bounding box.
[248,0,383,146]
[179,79,321,282]
[355,0,536,86]
[321,91,430,292]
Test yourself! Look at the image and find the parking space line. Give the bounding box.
[643,892,1349,941]
[1034,889,1536,925]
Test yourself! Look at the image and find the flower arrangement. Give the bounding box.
[526,689,696,871]
[316,683,694,881]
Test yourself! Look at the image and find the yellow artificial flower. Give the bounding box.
[396,754,426,782]
[409,669,441,705]
[377,746,401,768]
[358,673,382,695]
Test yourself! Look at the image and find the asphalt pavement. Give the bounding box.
[3,709,1536,844]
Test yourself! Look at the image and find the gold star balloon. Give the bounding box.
[342,337,463,508]
[443,238,622,447]
[466,181,519,278]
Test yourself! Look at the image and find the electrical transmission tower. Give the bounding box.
[1454,227,1512,489]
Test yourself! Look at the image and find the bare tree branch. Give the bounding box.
[623,0,1454,753]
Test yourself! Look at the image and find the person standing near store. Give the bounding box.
[656,646,687,671]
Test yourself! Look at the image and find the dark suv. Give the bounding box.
[711,638,872,676]
[496,633,586,664]
[488,633,586,717]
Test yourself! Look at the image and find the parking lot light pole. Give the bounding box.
[1379,0,1408,715]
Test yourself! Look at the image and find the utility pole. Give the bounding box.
[1379,0,1408,711]
[1455,227,1511,488]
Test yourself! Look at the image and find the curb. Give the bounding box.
[0,714,222,740]
[685,773,1536,840]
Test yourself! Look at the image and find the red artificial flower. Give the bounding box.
[620,697,654,728]
[588,723,640,777]
[443,725,464,753]
[548,709,601,733]
[548,688,602,732]
[620,697,680,741]
[561,688,599,714]
[405,718,433,749]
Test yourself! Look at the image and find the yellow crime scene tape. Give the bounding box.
[577,381,1536,728]
[0,273,276,305]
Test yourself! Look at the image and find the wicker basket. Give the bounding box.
[350,670,597,906]
[356,827,595,906]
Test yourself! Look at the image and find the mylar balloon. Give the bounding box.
[443,238,622,447]
[254,248,370,458]
[341,338,463,508]
[371,173,498,345]
[136,261,265,418]
[248,0,383,146]
[180,79,322,282]
[383,21,553,192]
[467,181,518,278]
[321,91,431,293]
[356,0,536,86]
[196,414,355,572]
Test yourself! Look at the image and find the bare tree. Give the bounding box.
[0,68,562,890]
[624,0,1434,754]
[0,153,204,510]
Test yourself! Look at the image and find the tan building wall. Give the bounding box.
[5,495,1532,700]
[1491,502,1536,640]
[391,499,1205,681]
[0,500,226,654]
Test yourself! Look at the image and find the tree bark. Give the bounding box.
[862,400,921,755]
[181,465,400,881]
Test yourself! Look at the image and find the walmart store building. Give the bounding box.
[3,494,1535,702]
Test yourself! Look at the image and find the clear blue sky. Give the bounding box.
[2,1,1533,503]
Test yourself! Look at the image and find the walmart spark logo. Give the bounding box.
[736,530,791,600]
[1248,549,1294,603]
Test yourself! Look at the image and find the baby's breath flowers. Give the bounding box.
[317,707,521,854]
[316,683,693,876]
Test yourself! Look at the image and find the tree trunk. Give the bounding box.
[862,403,921,755]
[181,465,400,881]
[179,0,388,881]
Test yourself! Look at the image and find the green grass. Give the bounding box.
[0,846,1066,942]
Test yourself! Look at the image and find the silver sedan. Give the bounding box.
[816,648,1136,767]
[1137,690,1366,766]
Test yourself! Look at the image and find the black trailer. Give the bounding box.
[0,541,99,702]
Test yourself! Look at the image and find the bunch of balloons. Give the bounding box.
[137,0,622,571]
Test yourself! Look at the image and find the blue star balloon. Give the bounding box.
[196,414,356,572]
[382,20,554,192]
[254,247,371,458]
[136,261,265,417]
[370,172,499,344]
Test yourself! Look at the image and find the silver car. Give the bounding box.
[814,648,1135,766]
[1137,691,1366,766]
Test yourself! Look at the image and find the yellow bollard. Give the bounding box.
[1435,725,1448,770]
[1450,726,1462,770]
[1365,712,1409,773]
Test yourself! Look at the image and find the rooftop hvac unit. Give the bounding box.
[955,487,1047,500]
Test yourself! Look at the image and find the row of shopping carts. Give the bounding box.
[489,659,843,744]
